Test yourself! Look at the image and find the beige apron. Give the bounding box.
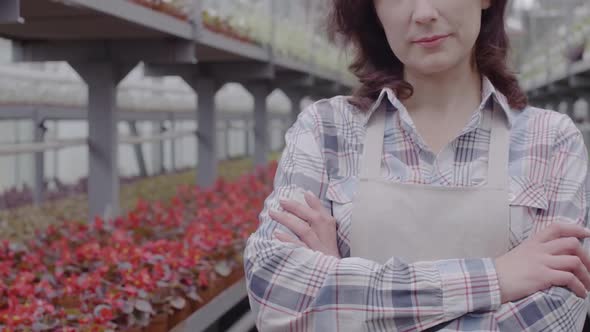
[350,102,510,264]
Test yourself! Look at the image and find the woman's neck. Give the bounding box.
[402,60,482,118]
[399,59,484,155]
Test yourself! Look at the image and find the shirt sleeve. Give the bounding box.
[243,103,503,332]
[428,116,590,331]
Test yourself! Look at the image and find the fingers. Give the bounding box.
[535,223,590,243]
[303,191,328,217]
[544,237,590,274]
[269,209,308,236]
[279,199,320,225]
[268,209,322,249]
[547,269,588,298]
[274,231,308,248]
[545,255,590,291]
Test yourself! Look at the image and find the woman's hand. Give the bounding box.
[269,190,341,258]
[495,223,590,303]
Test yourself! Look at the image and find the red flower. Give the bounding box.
[0,162,276,330]
[94,216,104,231]
[122,285,138,297]
[198,271,209,288]
[93,305,114,324]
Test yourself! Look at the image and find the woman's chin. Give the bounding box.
[406,58,464,77]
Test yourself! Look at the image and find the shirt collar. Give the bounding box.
[364,76,515,130]
[481,76,515,128]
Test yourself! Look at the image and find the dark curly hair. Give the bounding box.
[328,0,528,111]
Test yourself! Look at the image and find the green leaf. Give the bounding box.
[134,299,153,313]
[170,296,186,310]
[214,261,232,277]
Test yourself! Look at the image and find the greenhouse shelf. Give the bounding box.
[519,2,590,94]
[61,0,194,39]
[195,28,270,63]
[170,278,251,332]
[0,0,354,88]
[0,0,193,40]
[0,1,347,331]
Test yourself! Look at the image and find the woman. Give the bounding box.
[244,0,590,331]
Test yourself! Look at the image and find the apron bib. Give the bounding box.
[350,102,510,264]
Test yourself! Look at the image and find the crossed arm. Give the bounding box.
[244,109,590,332]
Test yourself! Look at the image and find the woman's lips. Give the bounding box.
[413,34,450,49]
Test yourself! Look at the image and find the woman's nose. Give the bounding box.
[412,0,439,24]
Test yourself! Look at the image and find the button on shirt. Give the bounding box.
[244,77,589,331]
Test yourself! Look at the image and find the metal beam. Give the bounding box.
[547,83,572,96]
[119,129,195,145]
[144,63,198,79]
[569,75,590,88]
[147,63,272,93]
[148,62,276,83]
[0,137,87,156]
[0,128,196,153]
[13,40,197,63]
[201,62,275,82]
[196,29,270,63]
[0,0,22,24]
[276,72,315,88]
[569,59,590,77]
[314,69,344,87]
[0,104,290,122]
[315,80,342,96]
[273,56,312,76]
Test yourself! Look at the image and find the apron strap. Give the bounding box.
[486,99,510,189]
[360,102,387,180]
[360,97,510,188]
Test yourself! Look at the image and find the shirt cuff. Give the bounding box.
[436,258,502,318]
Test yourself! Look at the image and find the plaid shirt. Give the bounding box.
[244,77,589,331]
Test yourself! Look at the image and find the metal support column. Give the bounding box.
[144,64,225,184]
[583,95,590,123]
[247,83,271,167]
[0,0,22,24]
[70,62,135,221]
[169,114,177,172]
[188,78,219,188]
[546,101,558,113]
[565,98,576,120]
[33,110,46,205]
[225,120,231,159]
[128,121,148,178]
[286,90,304,126]
[152,121,165,175]
[280,118,288,151]
[244,119,251,157]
